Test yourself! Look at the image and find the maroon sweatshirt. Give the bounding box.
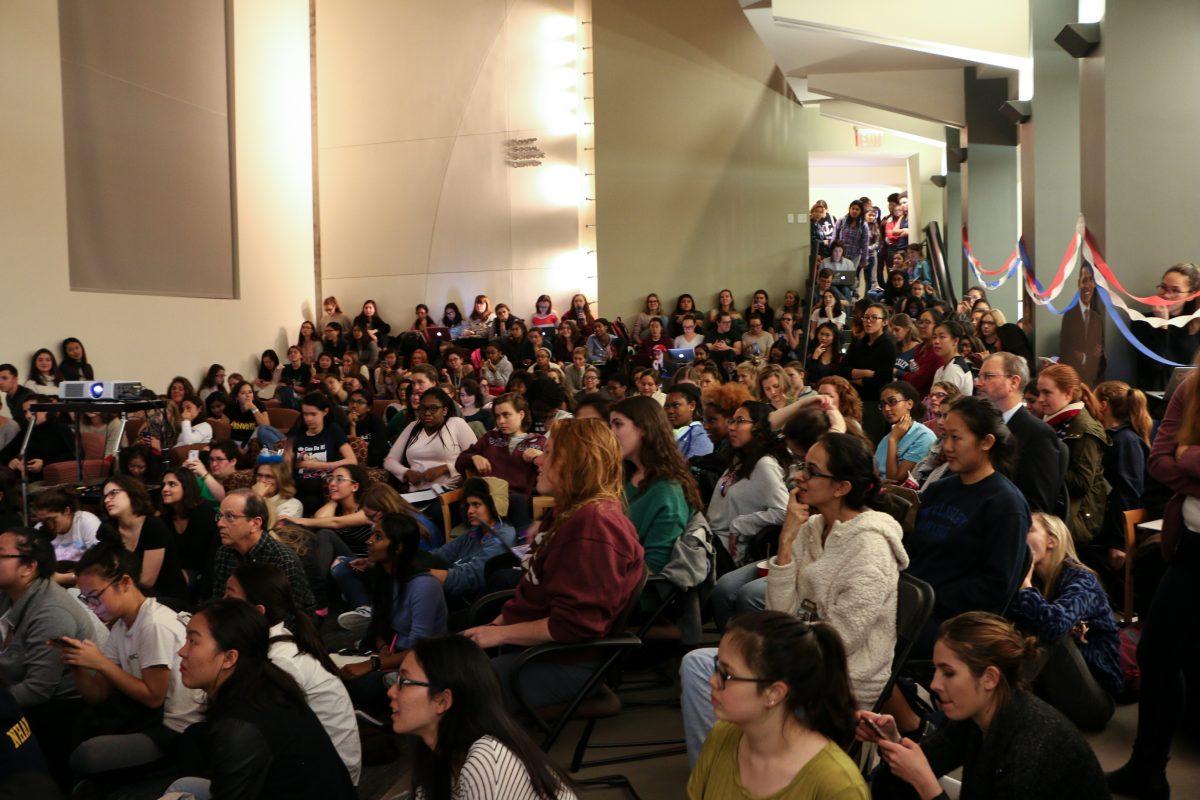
[903,342,941,398]
[501,499,645,642]
[453,430,546,498]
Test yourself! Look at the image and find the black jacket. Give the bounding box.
[873,691,1109,800]
[183,700,356,800]
[1006,406,1065,514]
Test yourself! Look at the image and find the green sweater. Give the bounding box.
[624,479,690,574]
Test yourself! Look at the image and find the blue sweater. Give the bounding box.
[388,573,448,651]
[907,472,1031,621]
[1008,563,1123,695]
[428,523,517,597]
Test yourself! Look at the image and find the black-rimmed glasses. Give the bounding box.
[796,462,838,481]
[711,656,768,690]
[383,672,432,689]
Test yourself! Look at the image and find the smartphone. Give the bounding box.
[864,717,900,743]
[187,450,201,463]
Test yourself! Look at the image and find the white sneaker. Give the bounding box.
[337,605,372,634]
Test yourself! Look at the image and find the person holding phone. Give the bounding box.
[60,544,203,779]
[859,612,1106,800]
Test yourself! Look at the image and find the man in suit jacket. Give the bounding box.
[978,352,1065,514]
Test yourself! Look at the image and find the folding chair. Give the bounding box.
[1122,509,1149,624]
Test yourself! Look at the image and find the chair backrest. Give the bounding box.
[266,407,299,432]
[872,573,936,712]
[881,484,920,535]
[169,443,208,468]
[124,417,146,441]
[531,495,555,522]
[372,399,391,422]
[43,459,110,486]
[206,419,232,443]
[80,431,107,460]
[439,487,465,538]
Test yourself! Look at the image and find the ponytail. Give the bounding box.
[726,612,858,748]
[937,612,1037,709]
[1095,381,1153,445]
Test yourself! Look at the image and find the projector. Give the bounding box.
[59,381,144,401]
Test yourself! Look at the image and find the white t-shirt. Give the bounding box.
[674,333,704,350]
[269,622,362,784]
[40,511,101,563]
[101,598,204,733]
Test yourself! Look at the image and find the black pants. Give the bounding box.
[25,696,86,789]
[301,529,356,607]
[1031,637,1115,732]
[1133,531,1200,773]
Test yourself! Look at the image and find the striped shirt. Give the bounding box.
[417,736,577,800]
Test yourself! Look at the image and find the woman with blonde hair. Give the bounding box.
[978,307,1008,353]
[253,459,301,530]
[318,295,353,337]
[1035,364,1109,545]
[734,362,759,399]
[1007,512,1120,730]
[817,376,868,444]
[756,364,793,411]
[463,419,644,710]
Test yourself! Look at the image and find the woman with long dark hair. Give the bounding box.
[1132,262,1200,390]
[166,599,357,799]
[863,613,1107,800]
[100,474,187,604]
[389,635,576,799]
[706,401,789,564]
[353,299,392,348]
[806,322,842,386]
[609,396,703,574]
[384,387,477,491]
[338,514,447,719]
[688,612,867,798]
[160,467,219,595]
[253,350,282,400]
[226,562,362,784]
[296,320,321,365]
[839,301,896,442]
[24,349,62,395]
[59,338,93,382]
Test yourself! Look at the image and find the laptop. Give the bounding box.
[425,327,452,348]
[661,348,695,376]
[830,269,857,288]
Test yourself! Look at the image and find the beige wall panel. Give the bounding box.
[318,138,455,279]
[315,0,506,148]
[58,0,227,113]
[428,132,513,273]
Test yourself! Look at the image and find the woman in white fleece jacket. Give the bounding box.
[681,432,907,766]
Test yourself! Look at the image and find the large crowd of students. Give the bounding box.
[0,193,1195,799]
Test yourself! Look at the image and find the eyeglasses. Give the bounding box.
[929,391,949,401]
[78,578,118,607]
[878,397,906,409]
[711,656,769,690]
[863,314,885,322]
[978,372,1007,381]
[1158,283,1186,295]
[796,462,838,481]
[728,417,753,427]
[349,398,369,406]
[383,672,432,689]
[419,405,446,414]
[215,511,250,523]
[324,474,354,484]
[102,488,125,501]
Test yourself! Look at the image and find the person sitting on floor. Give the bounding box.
[1007,512,1121,731]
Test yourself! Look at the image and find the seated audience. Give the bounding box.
[287,391,357,511]
[252,459,302,530]
[24,349,62,396]
[665,383,713,458]
[862,612,1107,800]
[904,397,1030,659]
[740,314,774,361]
[1094,380,1152,573]
[839,302,896,441]
[1036,365,1109,545]
[225,562,362,784]
[338,513,447,719]
[909,382,962,493]
[687,612,868,798]
[101,474,187,605]
[706,401,788,564]
[160,467,220,596]
[632,293,669,342]
[806,321,842,386]
[1008,513,1120,731]
[227,380,285,454]
[176,396,213,445]
[682,433,907,763]
[388,634,577,799]
[385,388,478,490]
[166,599,356,799]
[0,527,104,781]
[426,477,517,604]
[875,381,936,484]
[458,378,495,430]
[62,544,203,779]
[930,319,974,398]
[7,396,73,482]
[977,352,1065,514]
[208,489,315,612]
[463,419,644,711]
[455,393,544,530]
[188,439,243,503]
[320,295,355,335]
[346,389,388,467]
[59,337,93,382]
[756,364,793,412]
[610,396,703,574]
[29,488,100,584]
